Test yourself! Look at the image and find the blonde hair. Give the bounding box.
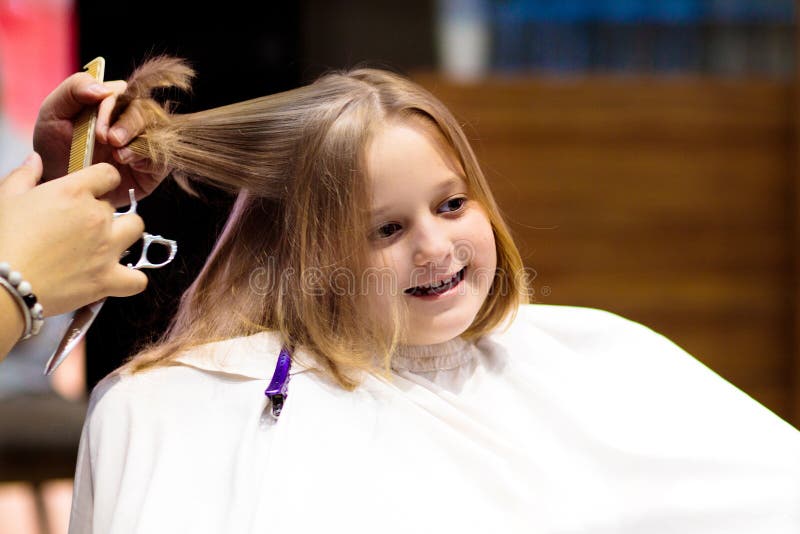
[122,57,529,389]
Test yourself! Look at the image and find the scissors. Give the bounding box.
[43,189,177,375]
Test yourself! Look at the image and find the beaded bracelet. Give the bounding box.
[0,262,43,340]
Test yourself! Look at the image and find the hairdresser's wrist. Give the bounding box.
[0,276,25,326]
[0,283,23,333]
[0,284,24,360]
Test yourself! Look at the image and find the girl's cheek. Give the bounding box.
[458,210,496,266]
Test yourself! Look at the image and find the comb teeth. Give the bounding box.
[67,110,92,173]
[67,57,105,174]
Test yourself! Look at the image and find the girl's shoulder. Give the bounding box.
[498,303,676,355]
[490,304,798,449]
[491,303,723,384]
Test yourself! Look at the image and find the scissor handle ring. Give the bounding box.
[127,233,178,270]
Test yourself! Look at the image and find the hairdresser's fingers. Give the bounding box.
[128,157,167,177]
[109,213,145,256]
[105,263,148,297]
[111,152,169,198]
[109,99,147,147]
[96,80,128,143]
[130,171,166,201]
[37,72,113,123]
[0,153,43,197]
[72,163,122,199]
[113,147,137,165]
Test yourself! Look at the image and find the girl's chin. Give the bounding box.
[402,312,477,345]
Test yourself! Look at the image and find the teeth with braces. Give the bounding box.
[426,276,452,289]
[419,272,456,290]
[407,268,465,295]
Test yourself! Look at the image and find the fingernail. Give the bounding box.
[117,148,133,163]
[88,83,112,96]
[110,126,128,144]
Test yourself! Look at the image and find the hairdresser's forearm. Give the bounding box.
[0,289,24,362]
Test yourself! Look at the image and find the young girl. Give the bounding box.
[69,58,800,533]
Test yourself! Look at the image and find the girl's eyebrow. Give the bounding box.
[371,176,464,219]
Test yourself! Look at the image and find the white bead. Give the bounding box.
[32,303,43,317]
[8,271,22,286]
[17,280,32,296]
[0,262,9,277]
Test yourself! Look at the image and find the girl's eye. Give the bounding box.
[372,197,466,240]
[376,222,402,239]
[438,196,467,214]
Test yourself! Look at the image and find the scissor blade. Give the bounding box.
[44,299,106,376]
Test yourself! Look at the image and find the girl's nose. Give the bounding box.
[412,219,451,267]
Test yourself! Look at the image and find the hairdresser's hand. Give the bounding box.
[33,72,169,207]
[0,153,148,316]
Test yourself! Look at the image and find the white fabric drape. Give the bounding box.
[69,304,800,533]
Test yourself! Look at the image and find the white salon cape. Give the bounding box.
[68,305,800,533]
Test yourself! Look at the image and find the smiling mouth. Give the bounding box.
[404,267,467,296]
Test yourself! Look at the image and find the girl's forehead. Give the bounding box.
[366,128,468,220]
[366,118,465,182]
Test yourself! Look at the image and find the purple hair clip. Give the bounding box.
[264,346,292,418]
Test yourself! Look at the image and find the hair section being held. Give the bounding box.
[123,56,344,199]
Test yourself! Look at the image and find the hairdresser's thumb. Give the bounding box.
[0,152,43,197]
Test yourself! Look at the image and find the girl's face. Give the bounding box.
[365,120,497,345]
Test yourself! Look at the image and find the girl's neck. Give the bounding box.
[391,336,477,373]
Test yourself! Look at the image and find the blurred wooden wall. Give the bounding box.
[414,74,798,428]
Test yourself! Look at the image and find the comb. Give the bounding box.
[67,57,105,173]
